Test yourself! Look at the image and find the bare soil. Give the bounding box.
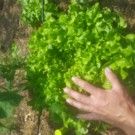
[0,0,135,135]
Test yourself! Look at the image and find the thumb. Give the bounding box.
[77,113,102,121]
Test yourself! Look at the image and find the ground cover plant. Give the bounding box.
[0,45,25,133]
[26,2,135,135]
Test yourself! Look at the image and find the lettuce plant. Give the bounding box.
[27,3,135,134]
[0,44,24,133]
[20,0,59,28]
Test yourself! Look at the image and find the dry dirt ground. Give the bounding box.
[0,0,135,135]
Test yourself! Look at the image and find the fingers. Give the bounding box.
[64,88,90,104]
[66,98,95,112]
[77,113,113,126]
[72,76,100,95]
[105,68,123,91]
[77,113,102,121]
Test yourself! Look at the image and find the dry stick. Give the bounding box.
[36,110,42,135]
[42,0,45,25]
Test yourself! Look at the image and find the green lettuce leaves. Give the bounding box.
[27,3,135,134]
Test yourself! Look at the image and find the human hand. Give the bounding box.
[64,68,135,135]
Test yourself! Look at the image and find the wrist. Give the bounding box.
[120,102,135,135]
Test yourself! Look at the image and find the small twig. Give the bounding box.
[36,110,42,135]
[42,0,45,25]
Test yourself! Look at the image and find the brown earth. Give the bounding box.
[0,0,135,135]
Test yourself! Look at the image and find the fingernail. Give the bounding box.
[66,99,71,103]
[105,67,111,72]
[64,88,68,93]
[72,76,76,81]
